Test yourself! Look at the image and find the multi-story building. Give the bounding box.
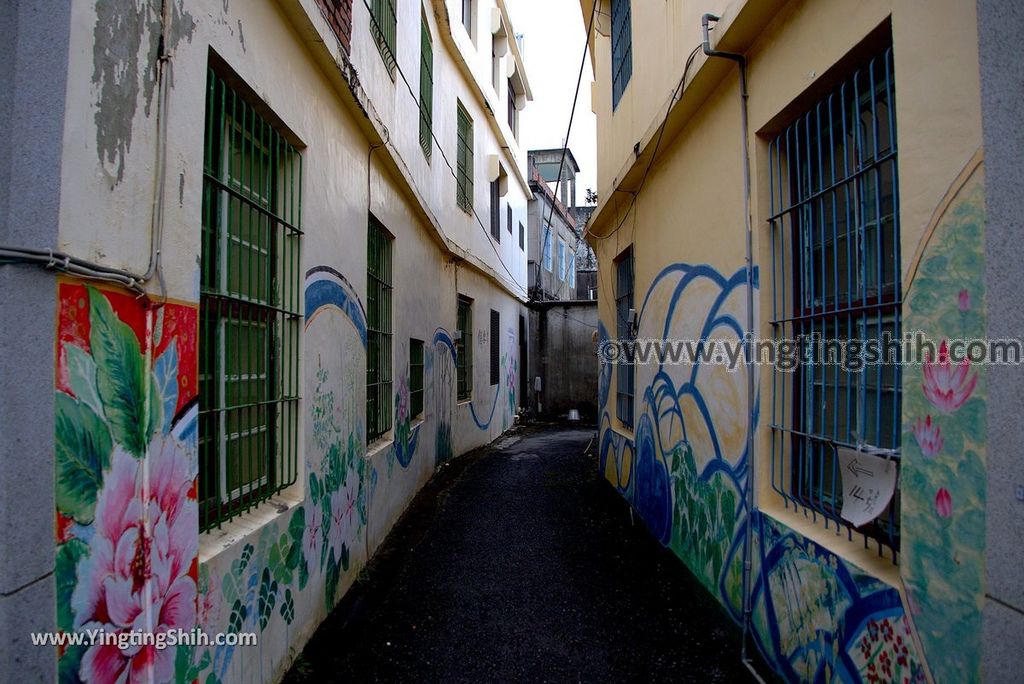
[527,148,581,301]
[0,0,531,680]
[584,0,1022,681]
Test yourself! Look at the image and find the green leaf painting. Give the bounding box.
[55,392,113,523]
[55,538,89,632]
[86,287,150,457]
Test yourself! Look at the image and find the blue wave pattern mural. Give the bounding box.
[598,263,926,683]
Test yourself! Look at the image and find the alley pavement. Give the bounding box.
[284,424,756,683]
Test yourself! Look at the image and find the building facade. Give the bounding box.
[0,0,532,680]
[584,0,1023,681]
[527,148,581,301]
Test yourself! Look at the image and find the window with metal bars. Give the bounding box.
[615,247,634,428]
[767,46,901,560]
[507,204,512,235]
[519,222,525,251]
[610,0,632,110]
[419,11,433,160]
[199,70,302,532]
[507,79,518,137]
[490,180,501,240]
[490,309,500,386]
[409,338,424,419]
[456,103,473,213]
[369,0,397,75]
[367,216,393,444]
[456,296,473,400]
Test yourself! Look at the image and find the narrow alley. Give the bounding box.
[283,425,755,683]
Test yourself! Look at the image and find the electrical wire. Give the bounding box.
[585,43,702,245]
[357,0,528,299]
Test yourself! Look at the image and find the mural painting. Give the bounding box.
[55,282,199,682]
[900,164,987,683]
[597,262,929,683]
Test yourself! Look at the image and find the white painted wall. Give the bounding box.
[51,0,531,681]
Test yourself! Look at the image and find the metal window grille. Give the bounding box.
[456,296,473,400]
[489,309,500,386]
[410,338,424,418]
[369,0,397,74]
[199,70,302,532]
[367,216,393,444]
[767,47,901,560]
[507,79,517,137]
[519,222,525,250]
[610,0,632,110]
[456,104,474,213]
[615,248,635,428]
[507,204,512,235]
[490,180,501,240]
[419,12,433,160]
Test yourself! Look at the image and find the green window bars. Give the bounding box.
[199,69,302,532]
[370,0,398,75]
[456,103,474,213]
[367,216,394,444]
[614,247,634,429]
[419,10,434,160]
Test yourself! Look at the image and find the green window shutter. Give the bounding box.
[419,13,434,159]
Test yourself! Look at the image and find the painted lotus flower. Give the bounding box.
[912,415,943,458]
[922,340,978,412]
[934,487,953,518]
[328,473,359,552]
[71,435,197,683]
[958,289,971,312]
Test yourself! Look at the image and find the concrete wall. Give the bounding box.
[527,187,578,300]
[528,301,598,420]
[0,0,71,678]
[6,0,531,681]
[977,0,1024,680]
[586,1,995,681]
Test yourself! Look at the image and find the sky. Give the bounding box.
[506,0,597,207]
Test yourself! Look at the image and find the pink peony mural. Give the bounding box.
[912,416,943,458]
[922,340,978,413]
[71,437,198,683]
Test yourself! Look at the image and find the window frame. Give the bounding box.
[367,215,394,445]
[615,247,635,429]
[369,0,398,75]
[456,295,473,401]
[199,69,303,532]
[489,309,500,386]
[767,46,901,559]
[419,10,434,160]
[456,102,474,214]
[490,179,501,241]
[409,338,425,420]
[610,0,633,110]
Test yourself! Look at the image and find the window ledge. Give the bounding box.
[759,503,900,588]
[366,437,394,461]
[199,492,302,564]
[456,398,473,406]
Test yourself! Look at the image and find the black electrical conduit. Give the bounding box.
[701,12,764,684]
